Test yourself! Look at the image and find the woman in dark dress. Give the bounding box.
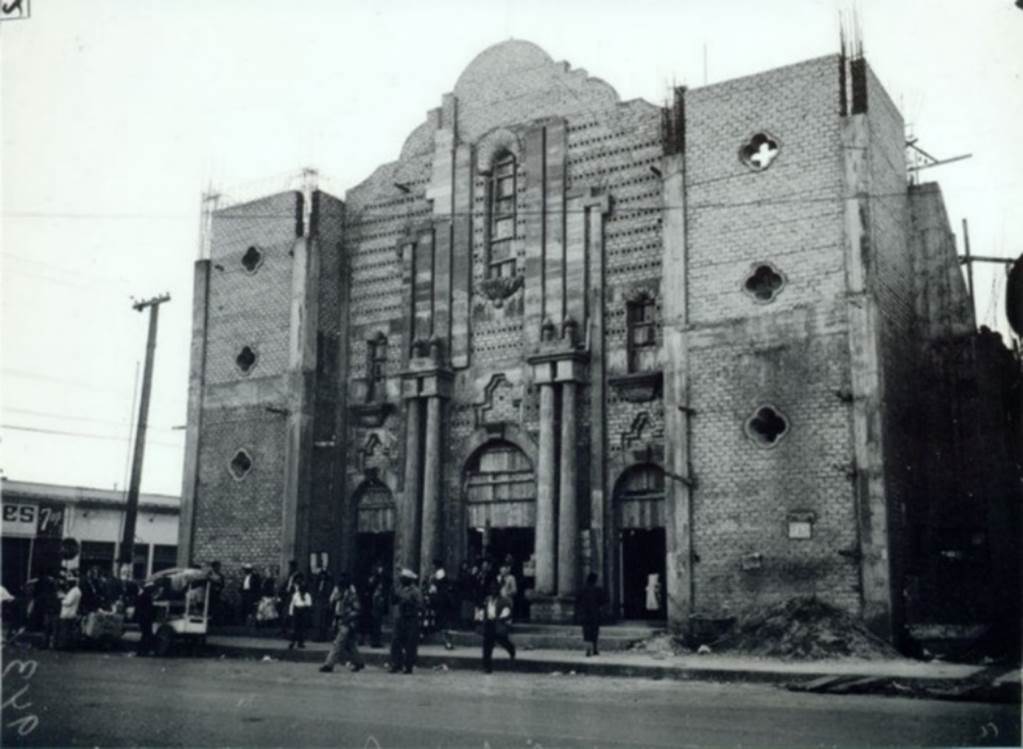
[577,572,606,657]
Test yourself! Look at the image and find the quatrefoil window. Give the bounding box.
[745,405,789,448]
[739,133,780,171]
[236,345,257,374]
[743,263,786,303]
[229,449,253,480]
[241,246,264,273]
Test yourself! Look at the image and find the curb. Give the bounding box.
[203,640,1021,704]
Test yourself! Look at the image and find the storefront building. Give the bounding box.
[1,479,179,594]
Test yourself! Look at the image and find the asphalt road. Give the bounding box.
[2,647,1019,748]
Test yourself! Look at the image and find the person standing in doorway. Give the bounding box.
[480,581,515,673]
[365,564,388,648]
[576,572,606,657]
[312,567,334,641]
[389,569,422,674]
[288,580,313,649]
[319,573,365,673]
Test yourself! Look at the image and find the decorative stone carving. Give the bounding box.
[358,431,397,474]
[474,373,521,427]
[609,370,663,403]
[479,274,524,307]
[350,401,395,428]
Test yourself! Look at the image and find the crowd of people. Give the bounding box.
[2,551,609,672]
[220,553,605,675]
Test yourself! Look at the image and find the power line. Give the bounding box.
[3,406,180,432]
[0,187,955,224]
[1,423,183,448]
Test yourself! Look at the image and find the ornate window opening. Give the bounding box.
[366,334,388,403]
[745,405,789,447]
[743,263,786,303]
[236,345,257,375]
[739,133,780,171]
[487,151,517,279]
[241,246,263,273]
[626,295,657,373]
[228,448,253,480]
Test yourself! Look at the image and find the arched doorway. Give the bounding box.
[614,464,666,621]
[464,440,535,618]
[353,478,396,591]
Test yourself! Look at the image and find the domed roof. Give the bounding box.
[453,40,555,96]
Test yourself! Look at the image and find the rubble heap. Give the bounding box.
[628,632,690,657]
[713,597,901,660]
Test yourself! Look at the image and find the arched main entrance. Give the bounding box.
[464,439,536,618]
[353,478,396,589]
[614,464,667,620]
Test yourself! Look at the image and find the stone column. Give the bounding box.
[401,398,423,571]
[535,382,558,595]
[557,380,578,595]
[419,395,442,578]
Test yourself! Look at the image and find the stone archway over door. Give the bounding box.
[614,464,667,620]
[354,479,396,588]
[464,440,536,617]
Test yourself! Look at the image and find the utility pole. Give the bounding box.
[118,293,171,572]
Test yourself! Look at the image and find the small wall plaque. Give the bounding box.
[787,510,817,540]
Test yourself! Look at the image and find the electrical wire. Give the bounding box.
[1,423,183,448]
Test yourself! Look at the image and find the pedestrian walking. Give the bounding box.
[319,573,365,673]
[135,582,157,656]
[427,559,454,650]
[576,572,606,657]
[389,568,422,674]
[479,581,515,673]
[288,581,313,649]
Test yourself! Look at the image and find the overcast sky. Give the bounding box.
[2,0,1020,496]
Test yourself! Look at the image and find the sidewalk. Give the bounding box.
[122,629,1020,704]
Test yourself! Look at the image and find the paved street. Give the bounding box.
[2,647,1019,748]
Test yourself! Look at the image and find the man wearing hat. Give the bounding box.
[389,568,423,674]
[239,564,261,628]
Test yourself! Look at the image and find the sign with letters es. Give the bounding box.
[2,503,39,537]
[0,0,30,22]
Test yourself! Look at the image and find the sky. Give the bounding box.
[2,0,1021,496]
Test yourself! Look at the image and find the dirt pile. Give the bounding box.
[628,632,690,657]
[713,597,901,660]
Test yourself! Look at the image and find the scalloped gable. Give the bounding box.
[398,40,621,159]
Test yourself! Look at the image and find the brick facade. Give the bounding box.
[181,41,1015,642]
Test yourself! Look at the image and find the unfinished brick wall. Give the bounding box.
[861,63,913,637]
[192,192,301,574]
[684,57,862,617]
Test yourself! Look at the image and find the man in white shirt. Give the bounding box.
[57,577,81,649]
